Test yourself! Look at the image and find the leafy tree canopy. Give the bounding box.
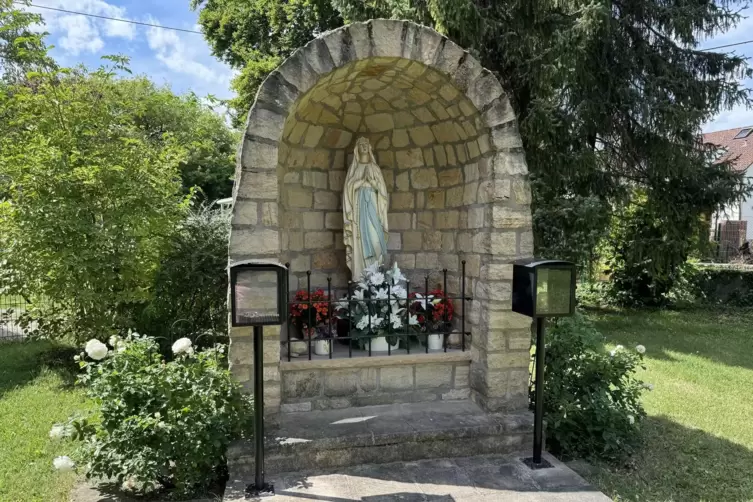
[193,0,753,301]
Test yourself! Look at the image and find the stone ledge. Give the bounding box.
[280,350,471,371]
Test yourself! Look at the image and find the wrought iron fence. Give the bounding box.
[0,295,47,341]
[282,262,473,361]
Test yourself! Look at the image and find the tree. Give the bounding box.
[116,79,239,201]
[0,56,189,340]
[193,0,753,301]
[0,0,50,83]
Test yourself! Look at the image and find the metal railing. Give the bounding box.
[282,262,473,361]
[0,295,47,341]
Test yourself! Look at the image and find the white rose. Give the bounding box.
[53,456,75,471]
[84,339,108,360]
[171,337,193,356]
[635,344,646,354]
[49,424,66,440]
[627,414,635,425]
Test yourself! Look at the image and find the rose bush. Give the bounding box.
[539,313,648,462]
[53,333,251,498]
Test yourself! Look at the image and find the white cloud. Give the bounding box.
[27,0,135,55]
[145,18,232,89]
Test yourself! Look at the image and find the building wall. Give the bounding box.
[740,165,753,240]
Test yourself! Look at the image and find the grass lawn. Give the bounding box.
[576,308,753,501]
[0,341,92,502]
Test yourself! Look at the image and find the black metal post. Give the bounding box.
[533,317,546,464]
[246,325,274,496]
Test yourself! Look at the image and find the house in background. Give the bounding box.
[703,126,753,260]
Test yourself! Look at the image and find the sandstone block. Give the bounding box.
[409,125,435,147]
[238,170,277,200]
[492,207,532,229]
[411,168,438,190]
[423,231,441,251]
[388,212,412,230]
[396,148,424,169]
[431,122,461,143]
[438,168,462,187]
[426,189,445,209]
[380,366,414,391]
[262,203,278,226]
[247,106,285,142]
[491,232,517,256]
[230,228,279,256]
[395,253,416,269]
[232,201,257,226]
[436,210,459,229]
[282,370,323,399]
[392,129,410,148]
[325,212,343,230]
[287,187,313,209]
[314,191,338,210]
[396,171,410,191]
[312,250,339,269]
[387,232,402,251]
[365,113,395,132]
[303,212,324,230]
[304,231,333,249]
[415,364,453,388]
[391,192,415,210]
[491,125,524,149]
[403,231,423,251]
[241,137,278,170]
[417,212,434,229]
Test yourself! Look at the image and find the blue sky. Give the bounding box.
[22,1,753,132]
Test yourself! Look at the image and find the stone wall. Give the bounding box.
[230,20,535,417]
[280,354,471,411]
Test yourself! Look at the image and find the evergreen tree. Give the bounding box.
[193,0,753,302]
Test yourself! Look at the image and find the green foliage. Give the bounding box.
[0,0,51,83]
[540,313,646,462]
[68,335,250,498]
[670,263,753,308]
[0,59,188,342]
[192,0,753,296]
[132,205,230,343]
[118,80,238,201]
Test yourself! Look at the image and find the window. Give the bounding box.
[734,128,752,139]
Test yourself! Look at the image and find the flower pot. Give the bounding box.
[370,336,399,352]
[427,334,444,351]
[314,339,330,356]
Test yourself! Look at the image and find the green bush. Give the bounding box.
[60,334,250,498]
[671,263,753,307]
[539,313,646,461]
[130,206,229,347]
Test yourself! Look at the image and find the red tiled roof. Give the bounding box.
[703,126,753,173]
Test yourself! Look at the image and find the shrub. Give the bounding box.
[130,205,229,348]
[670,263,753,307]
[538,313,646,461]
[61,334,250,498]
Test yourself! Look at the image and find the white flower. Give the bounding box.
[108,335,120,347]
[370,316,383,329]
[432,298,443,305]
[374,288,389,300]
[644,383,654,391]
[171,337,194,356]
[84,339,108,361]
[390,303,405,315]
[609,345,624,357]
[390,313,403,330]
[389,262,407,284]
[635,344,646,354]
[409,314,419,326]
[413,293,434,310]
[370,272,385,286]
[391,285,407,300]
[49,424,66,440]
[362,262,379,278]
[352,288,365,301]
[627,414,635,425]
[53,456,75,472]
[356,317,369,330]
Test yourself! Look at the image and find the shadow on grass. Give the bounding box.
[575,415,753,502]
[587,307,753,371]
[0,340,79,398]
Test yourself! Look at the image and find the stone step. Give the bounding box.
[228,400,534,478]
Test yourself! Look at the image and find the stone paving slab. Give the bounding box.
[225,452,610,502]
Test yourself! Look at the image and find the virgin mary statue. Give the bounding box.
[343,137,389,279]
